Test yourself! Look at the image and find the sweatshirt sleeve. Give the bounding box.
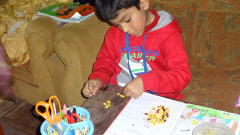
[139,31,191,94]
[89,30,116,88]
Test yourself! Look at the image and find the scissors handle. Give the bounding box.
[71,113,81,122]
[62,113,81,124]
[62,114,71,123]
[35,101,54,125]
[49,96,62,123]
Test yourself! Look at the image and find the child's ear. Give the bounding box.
[140,0,150,10]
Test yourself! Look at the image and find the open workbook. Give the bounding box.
[104,92,240,135]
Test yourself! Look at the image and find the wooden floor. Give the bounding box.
[0,98,44,135]
[0,98,29,118]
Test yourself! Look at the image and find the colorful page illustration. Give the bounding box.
[170,104,240,135]
[37,3,95,23]
[104,92,187,135]
[38,3,95,19]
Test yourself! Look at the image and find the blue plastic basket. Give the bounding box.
[40,107,94,135]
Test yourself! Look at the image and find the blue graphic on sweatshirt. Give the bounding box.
[120,46,159,56]
[117,54,152,87]
[147,90,157,95]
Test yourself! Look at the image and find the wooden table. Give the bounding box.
[81,84,130,135]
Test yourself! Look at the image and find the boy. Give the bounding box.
[82,0,191,100]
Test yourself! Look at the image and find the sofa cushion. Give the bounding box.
[10,60,38,88]
[14,60,32,73]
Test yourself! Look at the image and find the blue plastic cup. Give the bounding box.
[40,106,94,135]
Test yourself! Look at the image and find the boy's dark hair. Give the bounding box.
[94,0,140,21]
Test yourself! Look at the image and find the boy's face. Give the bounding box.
[109,0,154,37]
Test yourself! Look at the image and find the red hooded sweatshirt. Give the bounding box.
[89,10,191,100]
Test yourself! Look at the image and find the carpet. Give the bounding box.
[149,0,240,114]
[152,2,199,57]
[201,10,240,69]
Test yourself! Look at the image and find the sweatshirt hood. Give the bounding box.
[148,11,182,33]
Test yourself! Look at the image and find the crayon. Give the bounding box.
[81,125,88,135]
[75,126,80,135]
[73,104,77,122]
[62,104,68,122]
[63,104,67,114]
[70,108,73,114]
[67,105,71,115]
[73,104,76,113]
[70,126,75,135]
[84,125,88,133]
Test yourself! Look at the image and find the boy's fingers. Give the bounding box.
[83,83,94,97]
[130,94,135,98]
[94,82,102,91]
[123,87,127,95]
[134,94,140,99]
[123,88,131,97]
[83,83,91,93]
[83,90,91,97]
[87,81,95,94]
[83,90,91,95]
[85,94,92,97]
[83,79,102,96]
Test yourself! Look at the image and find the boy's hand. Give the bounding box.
[82,79,102,97]
[123,77,144,99]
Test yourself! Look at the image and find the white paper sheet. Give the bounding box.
[104,92,187,135]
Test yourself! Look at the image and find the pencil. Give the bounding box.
[73,104,76,113]
[75,126,80,135]
[70,126,75,135]
[63,104,67,114]
[63,104,68,122]
[70,108,73,114]
[67,105,71,115]
[73,104,77,122]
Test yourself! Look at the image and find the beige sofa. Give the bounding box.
[11,16,66,105]
[11,15,110,106]
[53,15,111,106]
[11,0,240,113]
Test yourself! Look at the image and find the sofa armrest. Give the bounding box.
[23,16,65,104]
[53,14,111,106]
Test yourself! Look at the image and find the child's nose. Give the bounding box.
[121,23,130,34]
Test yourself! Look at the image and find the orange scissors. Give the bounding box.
[35,96,63,135]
